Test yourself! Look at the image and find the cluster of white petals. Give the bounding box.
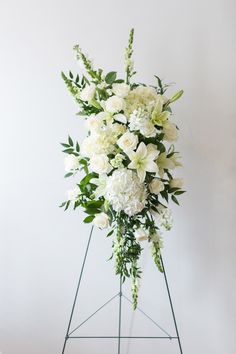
[105,168,147,216]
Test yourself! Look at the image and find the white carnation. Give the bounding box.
[112,83,130,98]
[105,169,147,216]
[105,95,125,113]
[64,154,80,172]
[94,212,109,229]
[117,131,138,152]
[90,154,111,174]
[80,83,96,102]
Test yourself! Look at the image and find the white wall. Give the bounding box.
[0,0,236,353]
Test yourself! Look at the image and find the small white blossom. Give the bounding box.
[67,187,80,201]
[163,122,179,142]
[94,212,109,229]
[64,154,80,172]
[134,227,149,242]
[110,154,125,168]
[80,83,96,102]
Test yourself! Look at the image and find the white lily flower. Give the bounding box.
[127,142,159,182]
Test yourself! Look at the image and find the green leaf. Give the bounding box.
[69,71,73,79]
[64,201,70,210]
[105,71,117,85]
[64,172,73,178]
[174,190,186,195]
[76,142,80,153]
[107,229,114,237]
[63,148,74,154]
[59,201,66,208]
[90,98,102,109]
[68,135,73,146]
[83,215,95,223]
[84,208,101,215]
[154,75,164,94]
[170,90,184,103]
[60,143,70,148]
[171,195,180,205]
[168,187,180,193]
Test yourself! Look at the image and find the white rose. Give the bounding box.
[80,83,96,102]
[67,187,80,201]
[94,212,109,229]
[105,96,125,113]
[117,131,138,152]
[112,83,130,98]
[64,154,80,172]
[134,227,149,242]
[149,179,164,194]
[170,178,184,189]
[85,115,104,131]
[163,122,179,142]
[90,154,111,174]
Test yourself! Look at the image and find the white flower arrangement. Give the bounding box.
[60,29,185,309]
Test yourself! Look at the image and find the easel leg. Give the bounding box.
[118,276,122,354]
[160,255,183,354]
[62,226,94,354]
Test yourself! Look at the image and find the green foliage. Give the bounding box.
[105,71,117,85]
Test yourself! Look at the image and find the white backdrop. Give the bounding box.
[0,0,236,353]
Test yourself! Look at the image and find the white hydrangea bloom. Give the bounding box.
[105,168,147,216]
[129,108,157,138]
[124,86,158,116]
